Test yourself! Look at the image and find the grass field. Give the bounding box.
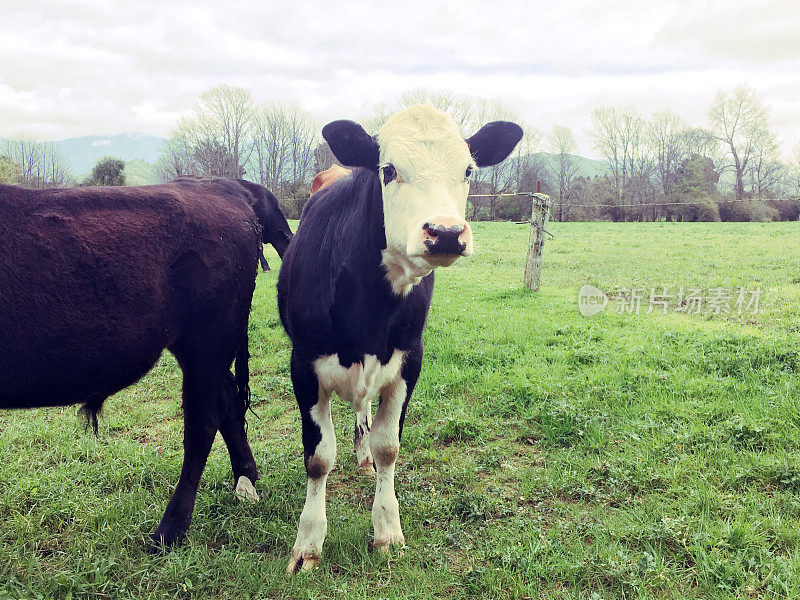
[1,221,799,599]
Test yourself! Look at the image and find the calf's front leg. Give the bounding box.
[370,377,406,550]
[287,355,336,574]
[370,348,421,551]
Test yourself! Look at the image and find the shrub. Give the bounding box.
[768,198,800,221]
[719,199,779,222]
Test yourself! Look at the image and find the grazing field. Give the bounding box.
[1,221,799,599]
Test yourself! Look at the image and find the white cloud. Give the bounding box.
[0,0,797,158]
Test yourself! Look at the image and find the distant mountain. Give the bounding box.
[55,133,163,175]
[3,131,609,185]
[534,152,607,179]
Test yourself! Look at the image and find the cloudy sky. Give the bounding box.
[1,0,798,158]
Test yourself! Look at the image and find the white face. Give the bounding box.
[377,105,475,272]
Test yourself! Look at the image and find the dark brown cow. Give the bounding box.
[0,177,287,551]
[173,176,293,269]
[310,164,351,196]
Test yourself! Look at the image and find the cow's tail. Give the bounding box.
[234,336,255,431]
[79,396,105,436]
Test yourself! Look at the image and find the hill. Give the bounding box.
[55,133,163,175]
[534,151,607,179]
[3,132,608,185]
[124,159,158,186]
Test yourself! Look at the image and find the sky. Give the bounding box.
[1,0,798,159]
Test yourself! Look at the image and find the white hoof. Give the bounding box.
[287,549,321,574]
[234,476,259,503]
[373,531,406,554]
[358,458,376,476]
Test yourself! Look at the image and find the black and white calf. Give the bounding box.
[277,104,522,573]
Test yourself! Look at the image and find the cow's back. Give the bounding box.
[0,182,260,407]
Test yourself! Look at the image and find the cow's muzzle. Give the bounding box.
[423,222,467,255]
[420,217,473,264]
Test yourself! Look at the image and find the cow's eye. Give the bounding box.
[382,164,397,185]
[465,166,473,179]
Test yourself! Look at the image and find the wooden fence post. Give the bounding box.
[524,192,551,291]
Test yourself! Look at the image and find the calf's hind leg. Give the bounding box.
[354,400,375,475]
[218,371,260,503]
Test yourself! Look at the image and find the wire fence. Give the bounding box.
[472,191,800,260]
[283,188,795,246]
[467,192,799,209]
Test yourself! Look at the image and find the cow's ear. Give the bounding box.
[466,121,524,167]
[322,120,379,170]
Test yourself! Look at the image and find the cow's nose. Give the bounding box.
[422,221,468,256]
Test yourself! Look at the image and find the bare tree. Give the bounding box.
[250,102,288,191]
[248,102,318,192]
[366,89,492,137]
[648,110,686,196]
[708,85,773,201]
[590,106,662,220]
[285,103,318,184]
[624,112,656,220]
[548,125,580,220]
[197,85,255,175]
[387,88,475,132]
[790,142,800,197]
[590,106,654,219]
[157,85,255,180]
[2,134,70,188]
[680,127,720,163]
[155,134,194,182]
[513,127,544,189]
[313,142,337,173]
[465,98,536,219]
[746,126,782,196]
[590,106,626,205]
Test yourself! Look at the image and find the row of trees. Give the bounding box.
[154,86,552,219]
[565,85,799,222]
[156,86,321,217]
[0,141,126,188]
[3,84,798,222]
[155,84,799,222]
[1,135,71,188]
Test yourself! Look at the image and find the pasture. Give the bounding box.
[1,221,799,599]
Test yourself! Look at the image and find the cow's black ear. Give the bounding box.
[322,120,379,170]
[466,121,524,167]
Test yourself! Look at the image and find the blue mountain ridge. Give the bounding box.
[54,133,163,175]
[3,133,608,184]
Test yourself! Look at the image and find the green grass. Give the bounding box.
[1,221,799,599]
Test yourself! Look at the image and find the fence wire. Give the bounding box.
[466,192,798,209]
